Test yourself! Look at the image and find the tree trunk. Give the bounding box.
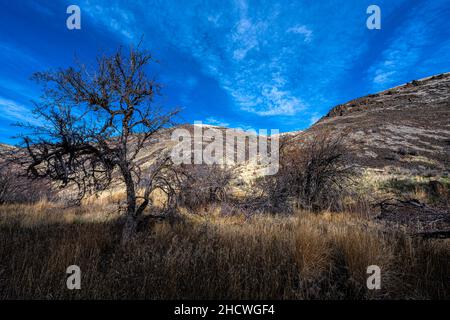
[121,165,138,243]
[122,213,137,243]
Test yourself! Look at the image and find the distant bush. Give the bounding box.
[257,131,357,212]
[0,166,53,204]
[176,164,235,210]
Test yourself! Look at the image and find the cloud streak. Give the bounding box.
[77,0,343,118]
[287,25,313,43]
[367,1,450,91]
[0,97,40,126]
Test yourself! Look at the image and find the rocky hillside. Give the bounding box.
[298,72,450,177]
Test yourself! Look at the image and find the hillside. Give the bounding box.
[1,73,449,199]
[299,72,450,176]
[2,73,449,178]
[282,72,450,231]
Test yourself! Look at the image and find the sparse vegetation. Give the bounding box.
[256,131,358,212]
[0,165,53,205]
[0,201,448,299]
[1,47,449,301]
[380,177,450,205]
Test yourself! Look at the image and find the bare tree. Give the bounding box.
[16,46,179,240]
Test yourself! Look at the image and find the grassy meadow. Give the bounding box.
[0,197,449,300]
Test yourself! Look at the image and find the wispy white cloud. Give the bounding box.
[0,42,39,67]
[367,1,447,91]
[82,2,137,40]
[309,112,321,125]
[231,18,267,61]
[0,97,41,126]
[287,25,313,43]
[204,117,230,127]
[74,0,449,127]
[368,20,427,90]
[78,0,311,117]
[236,85,304,116]
[2,0,450,138]
[202,117,257,132]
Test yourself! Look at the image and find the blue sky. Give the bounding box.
[0,0,449,144]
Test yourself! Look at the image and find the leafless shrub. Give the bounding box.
[248,175,292,214]
[257,131,357,212]
[0,168,18,204]
[0,165,52,204]
[176,164,235,210]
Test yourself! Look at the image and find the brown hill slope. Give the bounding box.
[297,72,450,177]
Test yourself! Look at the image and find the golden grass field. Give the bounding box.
[0,198,449,300]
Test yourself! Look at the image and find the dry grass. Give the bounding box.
[0,202,449,299]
